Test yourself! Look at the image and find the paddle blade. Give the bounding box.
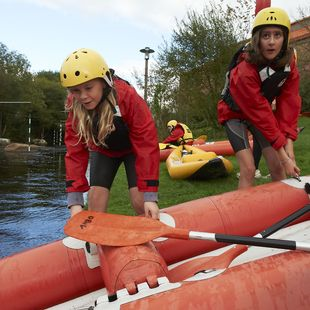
[193,134,208,144]
[64,211,189,246]
[159,143,168,150]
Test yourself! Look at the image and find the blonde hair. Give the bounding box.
[66,90,117,147]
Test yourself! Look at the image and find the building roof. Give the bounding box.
[291,16,310,42]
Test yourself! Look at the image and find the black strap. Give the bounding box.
[146,180,159,187]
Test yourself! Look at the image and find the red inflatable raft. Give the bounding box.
[160,140,236,161]
[0,177,309,310]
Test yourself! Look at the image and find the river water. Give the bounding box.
[0,146,69,258]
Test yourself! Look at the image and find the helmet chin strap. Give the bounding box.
[103,70,114,88]
[99,83,117,114]
[101,85,112,102]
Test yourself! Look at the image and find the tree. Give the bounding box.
[145,0,256,138]
[0,43,67,144]
[32,71,67,144]
[0,42,44,141]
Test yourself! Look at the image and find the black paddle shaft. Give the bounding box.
[260,204,310,238]
[215,234,297,250]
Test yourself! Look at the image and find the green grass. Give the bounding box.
[108,116,310,215]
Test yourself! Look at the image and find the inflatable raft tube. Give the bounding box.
[166,145,233,179]
[160,140,233,161]
[51,220,310,309]
[160,139,255,161]
[0,177,309,309]
[94,221,310,310]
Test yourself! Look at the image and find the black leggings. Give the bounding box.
[252,136,262,169]
[224,119,270,163]
[89,151,137,189]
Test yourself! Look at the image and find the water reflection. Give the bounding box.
[0,147,68,258]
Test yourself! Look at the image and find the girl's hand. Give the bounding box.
[281,158,300,179]
[144,201,160,220]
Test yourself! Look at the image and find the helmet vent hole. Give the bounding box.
[63,74,67,79]
[74,55,79,60]
[75,71,80,76]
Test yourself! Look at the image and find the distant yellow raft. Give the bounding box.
[166,145,233,180]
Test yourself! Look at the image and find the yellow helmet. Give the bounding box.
[252,7,291,36]
[60,48,113,88]
[167,120,177,128]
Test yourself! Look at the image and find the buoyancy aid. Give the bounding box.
[259,64,290,102]
[221,45,291,111]
[178,123,193,144]
[92,73,132,152]
[92,105,132,152]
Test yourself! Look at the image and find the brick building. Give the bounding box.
[291,16,310,71]
[290,16,310,112]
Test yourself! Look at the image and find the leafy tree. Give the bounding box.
[147,0,255,139]
[0,43,67,144]
[32,71,67,144]
[0,42,44,141]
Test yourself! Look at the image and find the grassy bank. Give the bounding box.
[108,116,310,215]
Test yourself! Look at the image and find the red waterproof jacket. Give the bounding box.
[163,125,184,145]
[163,123,193,145]
[217,58,301,150]
[64,78,159,194]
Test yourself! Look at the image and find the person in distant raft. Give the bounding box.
[60,48,160,219]
[163,120,194,146]
[217,7,301,189]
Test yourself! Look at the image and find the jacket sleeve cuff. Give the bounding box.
[285,130,298,141]
[271,134,286,150]
[137,179,159,192]
[67,192,85,208]
[144,192,158,202]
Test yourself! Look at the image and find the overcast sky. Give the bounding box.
[1,0,309,90]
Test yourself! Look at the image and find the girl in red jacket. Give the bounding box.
[60,48,159,219]
[217,7,301,188]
